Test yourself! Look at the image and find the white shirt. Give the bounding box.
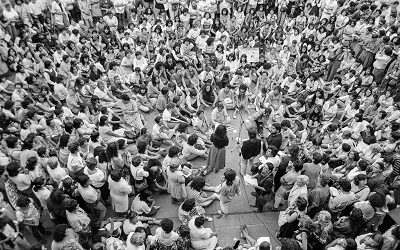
[28,1,43,15]
[47,165,68,184]
[162,109,172,122]
[133,57,148,72]
[83,167,105,188]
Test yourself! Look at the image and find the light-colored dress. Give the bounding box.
[108,176,132,213]
[188,216,218,250]
[116,100,144,131]
[219,176,241,214]
[166,168,186,200]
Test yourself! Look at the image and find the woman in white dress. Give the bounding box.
[108,169,132,215]
[188,216,218,250]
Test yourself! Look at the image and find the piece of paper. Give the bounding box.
[182,166,193,177]
[259,156,267,164]
[243,174,258,186]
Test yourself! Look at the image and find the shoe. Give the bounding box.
[39,239,48,244]
[214,169,219,173]
[154,205,161,210]
[251,192,257,196]
[205,216,214,222]
[216,211,224,219]
[250,204,257,208]
[233,238,240,248]
[233,115,237,119]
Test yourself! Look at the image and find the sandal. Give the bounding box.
[216,210,224,219]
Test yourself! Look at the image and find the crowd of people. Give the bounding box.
[1,0,400,249]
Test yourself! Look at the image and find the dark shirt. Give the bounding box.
[47,197,69,219]
[257,174,273,195]
[210,134,229,149]
[267,132,282,150]
[367,173,386,193]
[241,138,261,160]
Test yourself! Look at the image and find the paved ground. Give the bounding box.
[28,107,281,249]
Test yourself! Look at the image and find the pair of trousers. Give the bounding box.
[240,157,254,176]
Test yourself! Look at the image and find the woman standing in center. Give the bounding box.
[203,125,229,175]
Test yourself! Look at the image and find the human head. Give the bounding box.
[160,218,174,233]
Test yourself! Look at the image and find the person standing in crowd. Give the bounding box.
[240,127,261,176]
[203,124,229,175]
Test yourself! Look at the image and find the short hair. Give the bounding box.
[190,176,206,191]
[358,159,369,171]
[154,115,162,124]
[187,134,199,146]
[296,196,308,211]
[272,123,281,132]
[168,145,181,158]
[110,169,122,182]
[75,174,90,186]
[339,179,351,192]
[194,216,205,227]
[160,218,174,233]
[132,156,142,167]
[16,196,30,208]
[181,198,196,212]
[293,161,303,172]
[138,191,151,201]
[281,119,291,128]
[312,152,322,164]
[53,224,68,242]
[68,141,80,153]
[65,199,79,212]
[5,135,18,148]
[259,242,271,250]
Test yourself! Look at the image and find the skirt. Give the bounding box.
[124,113,144,131]
[206,145,226,171]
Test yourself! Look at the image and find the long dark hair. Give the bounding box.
[211,124,229,148]
[106,142,119,161]
[214,124,228,139]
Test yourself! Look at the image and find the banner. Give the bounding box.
[238,47,260,63]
